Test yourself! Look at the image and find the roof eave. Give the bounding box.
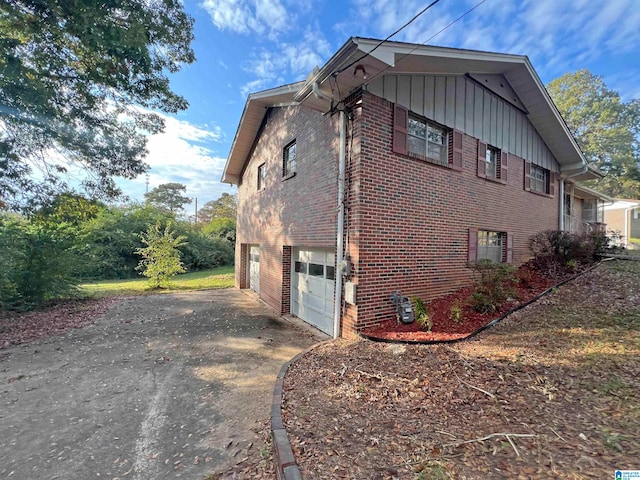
[221,82,304,184]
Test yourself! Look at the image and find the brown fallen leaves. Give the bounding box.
[0,298,116,352]
[282,260,640,479]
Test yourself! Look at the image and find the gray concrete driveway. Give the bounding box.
[0,289,321,479]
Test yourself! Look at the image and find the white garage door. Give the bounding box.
[291,248,335,336]
[249,245,260,294]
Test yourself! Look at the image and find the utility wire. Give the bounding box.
[334,0,442,76]
[364,0,489,86]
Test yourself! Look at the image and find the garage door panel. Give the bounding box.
[249,245,260,294]
[291,247,335,336]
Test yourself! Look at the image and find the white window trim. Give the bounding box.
[408,114,448,166]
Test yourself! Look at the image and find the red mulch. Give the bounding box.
[361,265,567,342]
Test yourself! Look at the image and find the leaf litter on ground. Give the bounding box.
[282,260,640,479]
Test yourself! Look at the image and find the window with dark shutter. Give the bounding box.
[524,161,531,191]
[477,141,487,178]
[499,150,508,184]
[506,233,514,263]
[468,228,478,264]
[392,104,408,155]
[470,229,510,264]
[449,129,464,171]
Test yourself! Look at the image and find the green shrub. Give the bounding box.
[469,259,516,314]
[412,296,432,332]
[135,224,187,289]
[0,214,79,310]
[449,300,464,323]
[528,229,607,278]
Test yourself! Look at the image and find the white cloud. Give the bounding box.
[117,114,232,205]
[343,0,640,82]
[239,26,331,96]
[200,0,288,38]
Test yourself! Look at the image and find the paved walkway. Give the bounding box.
[0,289,321,479]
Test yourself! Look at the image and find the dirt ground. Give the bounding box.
[0,289,321,479]
[283,260,640,479]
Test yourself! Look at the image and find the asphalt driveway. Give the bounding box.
[0,289,321,479]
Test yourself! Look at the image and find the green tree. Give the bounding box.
[0,213,79,310]
[135,223,186,288]
[0,0,195,211]
[198,193,237,224]
[547,70,640,197]
[75,202,174,279]
[144,182,192,214]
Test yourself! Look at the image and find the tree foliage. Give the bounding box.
[144,182,192,214]
[547,70,640,197]
[0,0,195,210]
[0,213,79,309]
[135,223,186,289]
[198,193,237,224]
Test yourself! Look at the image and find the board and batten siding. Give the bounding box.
[367,74,558,171]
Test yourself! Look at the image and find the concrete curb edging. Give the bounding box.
[271,340,334,480]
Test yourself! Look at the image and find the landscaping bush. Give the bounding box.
[469,259,516,314]
[412,296,432,332]
[528,229,609,278]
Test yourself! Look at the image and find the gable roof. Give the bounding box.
[222,37,593,184]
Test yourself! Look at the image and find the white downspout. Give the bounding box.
[333,110,346,339]
[559,180,564,231]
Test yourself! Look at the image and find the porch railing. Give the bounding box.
[563,215,606,235]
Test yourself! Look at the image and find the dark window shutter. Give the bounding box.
[500,150,508,184]
[506,233,514,263]
[477,140,487,178]
[449,129,464,171]
[524,161,531,191]
[392,104,408,155]
[468,228,478,264]
[549,172,556,196]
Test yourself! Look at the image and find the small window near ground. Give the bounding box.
[283,140,296,178]
[478,230,506,263]
[257,163,266,190]
[408,114,448,166]
[294,261,307,274]
[531,164,550,194]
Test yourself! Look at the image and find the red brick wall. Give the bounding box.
[346,92,560,330]
[236,106,340,314]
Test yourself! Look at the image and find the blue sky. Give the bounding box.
[119,0,640,208]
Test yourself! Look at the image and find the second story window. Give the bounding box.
[283,140,296,178]
[408,114,448,166]
[257,163,266,191]
[485,145,498,178]
[531,164,550,194]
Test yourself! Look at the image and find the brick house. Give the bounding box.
[222,38,607,338]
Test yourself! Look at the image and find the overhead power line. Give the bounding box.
[334,0,442,76]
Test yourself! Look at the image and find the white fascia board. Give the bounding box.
[520,60,588,168]
[222,82,304,184]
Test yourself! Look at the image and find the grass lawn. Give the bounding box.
[79,265,235,297]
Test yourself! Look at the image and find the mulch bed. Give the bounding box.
[361,264,570,342]
[282,261,640,479]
